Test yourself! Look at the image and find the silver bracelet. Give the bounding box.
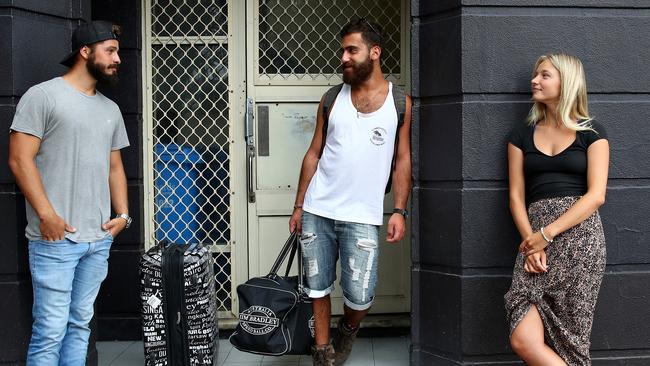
[540,226,553,244]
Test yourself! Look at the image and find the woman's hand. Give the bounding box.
[523,250,548,273]
[519,231,550,256]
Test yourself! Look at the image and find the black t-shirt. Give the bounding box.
[508,120,607,204]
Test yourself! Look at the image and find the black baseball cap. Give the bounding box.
[60,21,120,67]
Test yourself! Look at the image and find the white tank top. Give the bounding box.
[303,82,397,225]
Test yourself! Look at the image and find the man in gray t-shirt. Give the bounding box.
[8,21,131,365]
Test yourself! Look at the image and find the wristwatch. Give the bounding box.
[392,208,408,218]
[115,213,132,229]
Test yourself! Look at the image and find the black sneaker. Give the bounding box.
[332,317,359,365]
[311,344,335,366]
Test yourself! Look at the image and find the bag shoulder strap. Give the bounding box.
[318,84,344,158]
[385,84,408,194]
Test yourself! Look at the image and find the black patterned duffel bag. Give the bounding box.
[230,233,314,356]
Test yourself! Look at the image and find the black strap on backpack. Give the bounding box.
[319,83,406,193]
[318,84,344,158]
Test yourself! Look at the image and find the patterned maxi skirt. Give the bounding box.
[504,196,606,366]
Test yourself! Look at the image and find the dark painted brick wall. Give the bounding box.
[411,1,650,365]
[0,2,92,364]
[91,0,145,342]
[0,0,143,363]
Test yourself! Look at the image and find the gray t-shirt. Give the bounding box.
[10,77,130,242]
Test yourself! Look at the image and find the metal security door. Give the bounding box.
[143,0,247,323]
[246,0,411,315]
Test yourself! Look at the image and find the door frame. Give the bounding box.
[141,0,411,319]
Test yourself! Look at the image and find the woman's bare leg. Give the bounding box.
[510,304,567,366]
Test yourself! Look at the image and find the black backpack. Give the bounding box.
[319,83,407,193]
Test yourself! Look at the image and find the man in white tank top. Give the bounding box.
[289,19,412,366]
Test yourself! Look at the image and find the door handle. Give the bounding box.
[245,98,256,203]
[247,145,255,203]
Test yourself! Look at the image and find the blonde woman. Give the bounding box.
[504,53,609,365]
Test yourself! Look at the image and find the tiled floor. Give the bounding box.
[97,336,409,366]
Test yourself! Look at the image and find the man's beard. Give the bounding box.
[342,56,373,85]
[86,54,119,87]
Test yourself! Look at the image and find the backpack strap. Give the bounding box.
[385,84,407,194]
[319,84,344,158]
[392,85,407,128]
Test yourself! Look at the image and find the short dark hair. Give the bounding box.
[340,18,383,49]
[111,24,123,37]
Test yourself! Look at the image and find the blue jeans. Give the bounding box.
[300,211,380,310]
[27,237,112,366]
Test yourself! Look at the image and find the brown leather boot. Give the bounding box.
[311,344,335,366]
[332,317,359,365]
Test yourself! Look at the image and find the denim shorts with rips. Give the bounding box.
[300,211,380,311]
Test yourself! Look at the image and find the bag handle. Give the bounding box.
[285,235,305,292]
[285,240,298,277]
[267,232,305,292]
[268,232,299,276]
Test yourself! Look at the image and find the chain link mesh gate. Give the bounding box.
[148,0,233,315]
[146,0,404,320]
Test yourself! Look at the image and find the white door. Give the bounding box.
[244,0,411,315]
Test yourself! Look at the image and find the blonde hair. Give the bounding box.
[527,53,593,131]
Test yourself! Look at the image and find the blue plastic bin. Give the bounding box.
[154,143,207,243]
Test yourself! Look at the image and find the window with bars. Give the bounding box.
[257,0,402,83]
